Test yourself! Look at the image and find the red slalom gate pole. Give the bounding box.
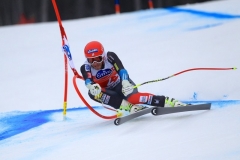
[52,0,68,118]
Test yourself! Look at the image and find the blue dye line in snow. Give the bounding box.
[187,23,222,31]
[183,100,240,108]
[0,111,52,141]
[0,107,94,141]
[166,7,240,19]
[138,8,240,32]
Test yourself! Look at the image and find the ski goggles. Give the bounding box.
[87,55,103,64]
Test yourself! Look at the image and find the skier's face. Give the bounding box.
[91,61,103,70]
[87,55,104,70]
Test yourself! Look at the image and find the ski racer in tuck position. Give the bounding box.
[80,41,187,116]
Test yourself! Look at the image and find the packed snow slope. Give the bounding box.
[0,0,240,159]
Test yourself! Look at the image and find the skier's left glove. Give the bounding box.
[122,80,134,96]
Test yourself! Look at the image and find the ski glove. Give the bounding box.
[122,80,134,96]
[87,83,101,96]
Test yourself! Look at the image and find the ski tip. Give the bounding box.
[233,67,237,70]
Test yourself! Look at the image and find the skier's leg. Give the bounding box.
[127,92,188,107]
[88,83,147,115]
[115,78,148,114]
[126,78,187,107]
[88,89,123,109]
[127,93,165,107]
[88,89,146,115]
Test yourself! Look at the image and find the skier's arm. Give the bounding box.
[80,64,93,85]
[106,52,129,81]
[107,52,133,96]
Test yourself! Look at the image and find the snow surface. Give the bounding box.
[1,0,240,159]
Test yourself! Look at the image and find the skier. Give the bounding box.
[80,41,187,116]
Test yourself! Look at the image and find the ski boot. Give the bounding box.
[117,100,147,117]
[164,97,188,107]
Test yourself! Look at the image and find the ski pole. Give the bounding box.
[133,67,237,88]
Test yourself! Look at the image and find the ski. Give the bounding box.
[151,103,211,116]
[114,106,155,126]
[114,103,211,126]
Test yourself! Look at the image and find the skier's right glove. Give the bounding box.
[122,80,134,96]
[87,83,101,96]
